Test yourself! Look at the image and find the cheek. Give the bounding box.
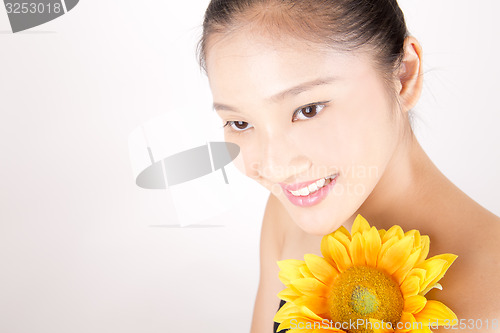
[291,84,399,191]
[340,82,397,161]
[336,91,399,197]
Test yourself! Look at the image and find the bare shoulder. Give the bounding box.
[260,192,287,254]
[428,210,500,332]
[249,193,288,333]
[250,193,324,333]
[462,212,500,319]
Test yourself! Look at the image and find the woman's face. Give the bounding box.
[205,30,405,235]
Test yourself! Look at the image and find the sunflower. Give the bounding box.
[274,214,457,333]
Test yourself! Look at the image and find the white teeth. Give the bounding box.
[289,174,337,197]
[308,182,318,193]
[299,187,309,196]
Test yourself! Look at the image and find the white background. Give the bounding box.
[0,1,499,332]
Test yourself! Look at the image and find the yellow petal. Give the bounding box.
[419,260,446,296]
[349,232,366,266]
[396,312,419,332]
[276,319,293,331]
[277,287,300,302]
[291,277,329,297]
[421,283,442,295]
[382,225,404,243]
[276,317,313,331]
[351,214,371,235]
[404,229,421,248]
[405,268,427,284]
[278,259,305,270]
[400,276,420,298]
[294,295,328,315]
[333,229,352,252]
[327,235,352,272]
[275,303,331,329]
[276,317,341,332]
[300,264,315,279]
[378,229,387,240]
[378,236,414,275]
[364,226,382,267]
[416,254,457,295]
[393,249,422,284]
[377,237,399,267]
[304,253,339,286]
[274,301,301,322]
[321,235,336,267]
[413,300,457,326]
[335,225,352,240]
[416,236,430,265]
[299,305,324,321]
[404,295,427,314]
[278,259,306,286]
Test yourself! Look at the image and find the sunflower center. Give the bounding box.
[351,286,380,315]
[328,265,404,333]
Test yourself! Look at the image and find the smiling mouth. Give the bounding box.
[286,174,338,197]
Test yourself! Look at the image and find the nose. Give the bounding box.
[254,130,311,184]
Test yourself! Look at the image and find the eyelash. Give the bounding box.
[222,102,328,134]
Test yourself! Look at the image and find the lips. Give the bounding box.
[280,174,338,207]
[279,174,336,192]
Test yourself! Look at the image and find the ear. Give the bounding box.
[397,36,424,112]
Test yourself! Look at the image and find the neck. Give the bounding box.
[351,132,454,232]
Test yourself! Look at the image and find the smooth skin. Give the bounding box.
[205,27,500,333]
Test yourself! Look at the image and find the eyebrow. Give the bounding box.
[213,76,338,113]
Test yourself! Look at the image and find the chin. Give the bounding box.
[277,195,345,236]
[293,213,344,236]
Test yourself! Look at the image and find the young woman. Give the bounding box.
[197,0,500,332]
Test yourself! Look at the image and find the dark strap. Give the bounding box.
[274,300,289,333]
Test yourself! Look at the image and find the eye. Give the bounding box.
[223,120,254,133]
[293,103,326,121]
[222,102,327,134]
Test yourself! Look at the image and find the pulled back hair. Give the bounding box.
[198,0,409,89]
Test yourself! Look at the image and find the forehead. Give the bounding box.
[205,29,375,102]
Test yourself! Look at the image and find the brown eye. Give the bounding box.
[234,121,248,130]
[303,106,317,117]
[293,104,325,121]
[224,120,253,133]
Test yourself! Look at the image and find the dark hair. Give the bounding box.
[198,0,414,134]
